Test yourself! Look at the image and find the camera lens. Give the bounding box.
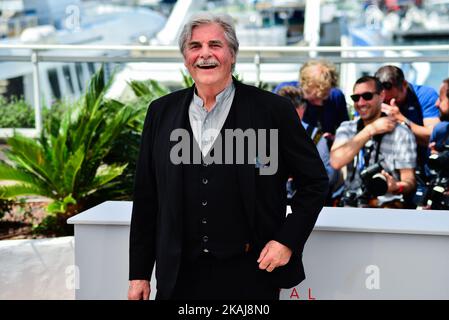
[366,173,388,196]
[428,151,449,172]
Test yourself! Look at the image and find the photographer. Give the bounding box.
[430,78,449,153]
[374,66,439,179]
[330,76,417,208]
[426,78,449,210]
[276,85,339,188]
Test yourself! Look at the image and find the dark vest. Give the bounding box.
[182,100,251,260]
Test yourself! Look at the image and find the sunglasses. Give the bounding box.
[350,92,379,103]
[381,82,394,90]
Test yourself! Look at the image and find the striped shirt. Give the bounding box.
[189,82,235,157]
[335,119,417,194]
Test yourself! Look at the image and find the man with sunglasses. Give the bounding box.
[374,66,439,172]
[330,76,416,207]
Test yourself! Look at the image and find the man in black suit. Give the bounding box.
[128,12,328,300]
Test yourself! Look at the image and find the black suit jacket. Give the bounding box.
[129,79,329,299]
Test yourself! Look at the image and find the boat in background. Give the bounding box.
[0,0,166,108]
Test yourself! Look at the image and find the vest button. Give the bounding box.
[202,201,208,206]
[202,236,209,242]
[202,178,208,185]
[201,218,207,224]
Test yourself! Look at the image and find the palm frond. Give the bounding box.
[0,183,49,199]
[6,135,57,188]
[0,163,44,188]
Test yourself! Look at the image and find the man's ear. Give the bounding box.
[380,89,386,102]
[231,51,236,65]
[402,80,408,92]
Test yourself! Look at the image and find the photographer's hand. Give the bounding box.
[382,169,415,195]
[367,117,396,137]
[429,142,439,155]
[381,99,405,123]
[382,170,399,194]
[331,118,395,170]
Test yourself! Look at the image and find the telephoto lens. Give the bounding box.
[429,186,449,210]
[367,173,389,196]
[360,163,388,196]
[428,151,449,172]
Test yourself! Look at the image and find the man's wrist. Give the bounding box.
[395,183,404,194]
[365,125,375,139]
[401,118,412,129]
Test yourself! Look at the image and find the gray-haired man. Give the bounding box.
[128,12,328,300]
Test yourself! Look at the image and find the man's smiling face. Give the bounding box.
[183,23,235,89]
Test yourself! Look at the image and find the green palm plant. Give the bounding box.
[0,66,145,234]
[100,78,170,199]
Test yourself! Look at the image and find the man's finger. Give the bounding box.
[257,246,269,263]
[266,263,276,272]
[258,255,273,270]
[143,287,151,300]
[390,98,396,106]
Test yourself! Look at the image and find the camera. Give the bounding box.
[339,161,391,208]
[360,162,389,197]
[428,185,449,210]
[416,148,449,210]
[428,151,449,174]
[340,190,361,207]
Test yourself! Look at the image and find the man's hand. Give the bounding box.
[381,99,405,123]
[128,280,150,300]
[257,240,292,272]
[429,141,438,155]
[367,116,396,137]
[382,170,400,194]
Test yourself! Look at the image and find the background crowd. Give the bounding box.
[275,60,449,210]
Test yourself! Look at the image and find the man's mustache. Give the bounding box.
[194,59,219,67]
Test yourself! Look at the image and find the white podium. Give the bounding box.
[68,201,449,300]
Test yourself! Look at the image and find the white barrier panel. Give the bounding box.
[0,236,75,300]
[67,201,449,300]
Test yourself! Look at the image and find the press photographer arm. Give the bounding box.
[382,169,416,195]
[382,100,439,146]
[330,118,396,170]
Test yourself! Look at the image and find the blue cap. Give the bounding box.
[431,121,449,151]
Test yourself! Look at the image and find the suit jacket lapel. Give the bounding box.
[233,80,257,241]
[164,86,194,229]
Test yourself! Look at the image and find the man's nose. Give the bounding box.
[199,45,212,58]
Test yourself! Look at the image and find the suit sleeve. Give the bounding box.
[129,102,158,280]
[274,100,329,253]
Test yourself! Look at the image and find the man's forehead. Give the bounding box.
[191,22,224,34]
[188,39,224,44]
[354,81,375,92]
